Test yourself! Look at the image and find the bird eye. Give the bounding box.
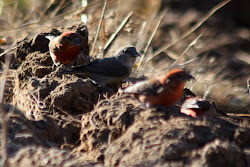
[175,74,181,78]
[175,73,185,79]
[125,50,133,54]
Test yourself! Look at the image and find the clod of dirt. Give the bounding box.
[1,102,82,160]
[0,103,55,156]
[31,30,61,53]
[48,77,100,114]
[77,97,144,161]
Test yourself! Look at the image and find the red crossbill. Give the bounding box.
[123,69,194,107]
[46,31,83,67]
[61,46,140,86]
[181,97,227,118]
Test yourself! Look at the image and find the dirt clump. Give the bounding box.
[77,97,144,161]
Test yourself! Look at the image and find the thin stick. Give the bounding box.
[102,16,107,41]
[0,54,10,103]
[135,21,147,50]
[137,15,163,71]
[25,0,44,17]
[38,0,56,19]
[0,45,17,57]
[90,0,107,57]
[103,11,133,55]
[51,0,66,17]
[0,42,11,166]
[172,57,199,68]
[10,0,18,26]
[146,0,231,63]
[136,10,162,50]
[0,0,103,33]
[203,85,214,99]
[0,0,3,16]
[227,113,250,117]
[169,34,202,69]
[39,0,74,20]
[247,78,250,94]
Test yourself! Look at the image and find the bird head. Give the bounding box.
[117,46,140,68]
[122,46,140,57]
[60,31,81,47]
[162,69,195,85]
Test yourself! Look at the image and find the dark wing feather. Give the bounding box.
[69,57,129,77]
[124,80,164,95]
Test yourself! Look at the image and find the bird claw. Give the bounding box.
[102,87,115,97]
[52,61,60,70]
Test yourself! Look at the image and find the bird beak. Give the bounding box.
[186,73,195,80]
[133,50,141,57]
[74,38,81,46]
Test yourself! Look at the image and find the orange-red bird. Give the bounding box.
[181,97,212,117]
[181,97,227,118]
[46,31,82,67]
[123,69,194,107]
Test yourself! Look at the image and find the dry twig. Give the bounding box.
[103,11,133,55]
[146,0,231,63]
[169,34,202,69]
[137,15,163,71]
[0,0,3,16]
[0,0,102,32]
[227,113,250,117]
[247,78,250,94]
[0,49,11,167]
[90,0,107,57]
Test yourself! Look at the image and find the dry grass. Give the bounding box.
[0,0,249,110]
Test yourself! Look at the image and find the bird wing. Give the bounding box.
[182,98,211,110]
[124,80,164,95]
[70,57,130,77]
[47,36,60,54]
[182,98,200,109]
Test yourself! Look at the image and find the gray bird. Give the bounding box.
[61,46,140,86]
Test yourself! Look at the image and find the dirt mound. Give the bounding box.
[9,23,99,148]
[104,108,250,166]
[76,97,144,160]
[2,95,250,166]
[12,23,94,117]
[8,146,101,167]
